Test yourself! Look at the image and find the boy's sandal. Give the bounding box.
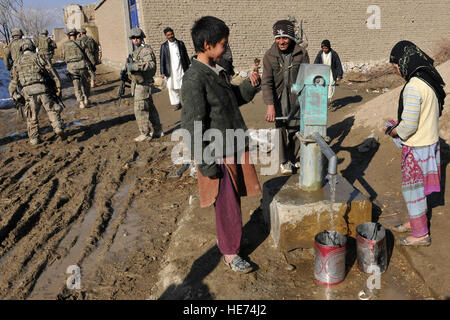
[398,236,431,247]
[391,223,412,233]
[223,255,253,273]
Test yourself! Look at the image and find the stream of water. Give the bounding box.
[328,174,337,231]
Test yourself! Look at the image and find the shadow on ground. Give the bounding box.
[330,95,363,111]
[158,206,269,300]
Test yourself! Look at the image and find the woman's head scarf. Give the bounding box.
[390,41,446,120]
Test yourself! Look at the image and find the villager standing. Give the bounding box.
[385,40,445,246]
[181,16,261,273]
[159,27,190,111]
[63,28,94,109]
[314,39,343,99]
[77,27,101,87]
[262,19,310,174]
[37,29,57,62]
[8,39,64,145]
[126,27,163,142]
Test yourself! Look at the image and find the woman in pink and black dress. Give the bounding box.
[384,41,445,246]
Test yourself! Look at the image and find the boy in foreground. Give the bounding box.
[181,16,261,273]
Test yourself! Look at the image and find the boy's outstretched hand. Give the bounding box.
[249,71,260,87]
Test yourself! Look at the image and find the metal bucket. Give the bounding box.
[314,230,347,285]
[356,222,387,274]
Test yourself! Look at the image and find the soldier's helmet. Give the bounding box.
[40,29,49,35]
[129,27,145,39]
[78,27,87,34]
[11,28,24,37]
[20,39,36,53]
[67,28,79,37]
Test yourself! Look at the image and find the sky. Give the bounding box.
[22,0,98,31]
[23,0,97,10]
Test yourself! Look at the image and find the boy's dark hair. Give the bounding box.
[164,27,174,35]
[191,16,229,53]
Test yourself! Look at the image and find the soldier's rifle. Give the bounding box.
[71,40,96,74]
[12,92,26,120]
[117,56,132,107]
[40,67,67,110]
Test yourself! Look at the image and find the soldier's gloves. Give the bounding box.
[126,61,134,73]
[120,69,126,80]
[56,87,61,98]
[197,163,223,179]
[12,92,22,103]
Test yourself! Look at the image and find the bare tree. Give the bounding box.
[16,7,56,39]
[0,0,17,43]
[0,0,54,43]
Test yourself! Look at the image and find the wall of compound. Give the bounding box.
[97,0,450,72]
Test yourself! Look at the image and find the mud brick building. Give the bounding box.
[93,0,450,71]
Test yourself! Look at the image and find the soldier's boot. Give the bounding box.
[151,127,165,139]
[54,128,66,141]
[134,134,151,142]
[84,96,90,108]
[29,137,41,145]
[79,101,86,109]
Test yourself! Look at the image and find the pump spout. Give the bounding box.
[311,132,337,176]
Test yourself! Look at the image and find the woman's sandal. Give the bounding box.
[398,235,431,247]
[223,255,253,273]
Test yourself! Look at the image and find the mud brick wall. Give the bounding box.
[96,0,450,71]
[95,0,129,67]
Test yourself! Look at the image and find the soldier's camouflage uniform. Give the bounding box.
[127,43,162,137]
[37,35,57,62]
[9,44,64,144]
[63,37,93,108]
[78,33,99,87]
[3,38,26,72]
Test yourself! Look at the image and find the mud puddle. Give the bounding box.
[28,202,100,299]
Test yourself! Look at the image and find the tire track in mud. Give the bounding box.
[0,157,42,193]
[25,146,141,299]
[0,131,139,299]
[0,66,192,299]
[0,150,101,299]
[53,150,146,299]
[0,148,82,255]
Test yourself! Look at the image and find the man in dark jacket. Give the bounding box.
[159,27,190,111]
[262,20,310,174]
[314,39,343,83]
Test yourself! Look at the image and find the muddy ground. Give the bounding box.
[0,63,449,300]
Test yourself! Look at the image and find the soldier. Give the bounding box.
[3,28,26,72]
[63,28,93,109]
[77,27,100,88]
[8,39,64,145]
[125,27,163,142]
[37,29,57,62]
